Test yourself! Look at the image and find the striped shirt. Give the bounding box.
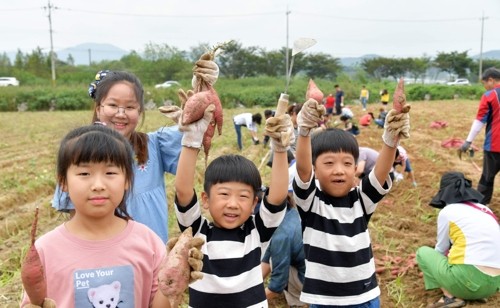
[293,170,391,306]
[175,192,286,308]
[475,86,500,152]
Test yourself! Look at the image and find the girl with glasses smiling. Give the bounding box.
[52,66,219,243]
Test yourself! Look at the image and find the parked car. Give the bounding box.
[154,80,181,89]
[447,78,470,86]
[0,77,20,86]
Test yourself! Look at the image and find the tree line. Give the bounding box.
[0,40,499,86]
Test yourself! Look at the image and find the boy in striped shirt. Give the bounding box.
[173,104,294,307]
[293,98,410,307]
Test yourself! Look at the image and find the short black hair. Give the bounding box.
[311,128,359,165]
[252,113,262,125]
[481,67,500,81]
[264,110,275,118]
[204,154,262,197]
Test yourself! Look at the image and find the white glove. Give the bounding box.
[180,104,215,149]
[382,109,410,148]
[265,114,295,152]
[297,98,326,136]
[158,105,182,124]
[192,59,219,89]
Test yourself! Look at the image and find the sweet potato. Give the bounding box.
[158,227,194,306]
[393,78,411,114]
[180,87,223,162]
[305,79,324,104]
[21,207,47,306]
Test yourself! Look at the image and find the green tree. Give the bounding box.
[303,53,341,79]
[433,51,473,79]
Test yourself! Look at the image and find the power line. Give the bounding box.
[294,11,480,23]
[57,7,283,18]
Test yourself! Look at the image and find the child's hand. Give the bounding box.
[166,236,205,283]
[22,298,57,308]
[382,109,410,147]
[180,104,215,149]
[265,114,295,152]
[297,98,326,136]
[158,105,182,124]
[192,59,219,88]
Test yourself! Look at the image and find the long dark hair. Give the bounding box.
[56,125,134,220]
[90,71,149,165]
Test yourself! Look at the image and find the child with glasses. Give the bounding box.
[52,65,219,243]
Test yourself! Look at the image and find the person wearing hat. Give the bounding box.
[233,112,262,150]
[416,172,500,308]
[458,67,500,205]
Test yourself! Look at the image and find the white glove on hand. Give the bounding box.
[297,98,326,136]
[265,114,295,152]
[382,109,410,148]
[192,59,219,89]
[158,105,182,124]
[180,104,215,149]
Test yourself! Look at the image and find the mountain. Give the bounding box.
[56,43,129,65]
[472,50,500,60]
[339,54,380,67]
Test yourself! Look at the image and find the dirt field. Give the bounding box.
[0,99,499,307]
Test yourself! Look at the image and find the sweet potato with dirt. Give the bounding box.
[158,227,197,306]
[21,207,47,306]
[305,79,324,104]
[181,87,223,161]
[393,77,411,114]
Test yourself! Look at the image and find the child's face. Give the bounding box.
[201,181,258,229]
[314,151,357,197]
[96,82,141,139]
[63,162,128,219]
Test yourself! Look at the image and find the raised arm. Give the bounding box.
[374,78,410,185]
[264,100,295,205]
[174,105,215,206]
[295,99,325,182]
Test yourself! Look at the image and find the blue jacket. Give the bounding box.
[262,207,306,293]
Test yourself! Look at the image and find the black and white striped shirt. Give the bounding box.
[175,192,286,308]
[293,170,391,306]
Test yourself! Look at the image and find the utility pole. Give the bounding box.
[44,0,57,86]
[285,8,290,79]
[478,12,488,81]
[88,48,92,66]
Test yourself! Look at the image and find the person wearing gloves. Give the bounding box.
[459,67,500,205]
[233,112,263,150]
[166,99,293,307]
[416,171,500,308]
[51,61,219,243]
[292,83,410,307]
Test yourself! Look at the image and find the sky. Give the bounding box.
[1,0,499,59]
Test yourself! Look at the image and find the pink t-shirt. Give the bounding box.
[21,221,165,307]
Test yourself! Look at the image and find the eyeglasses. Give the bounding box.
[100,103,140,116]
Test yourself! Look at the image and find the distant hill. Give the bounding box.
[56,43,129,65]
[472,50,500,60]
[4,43,500,66]
[340,54,380,67]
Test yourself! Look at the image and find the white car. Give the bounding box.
[447,78,470,86]
[154,80,181,89]
[0,77,20,86]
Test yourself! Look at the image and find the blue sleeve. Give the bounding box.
[152,125,182,175]
[266,231,292,293]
